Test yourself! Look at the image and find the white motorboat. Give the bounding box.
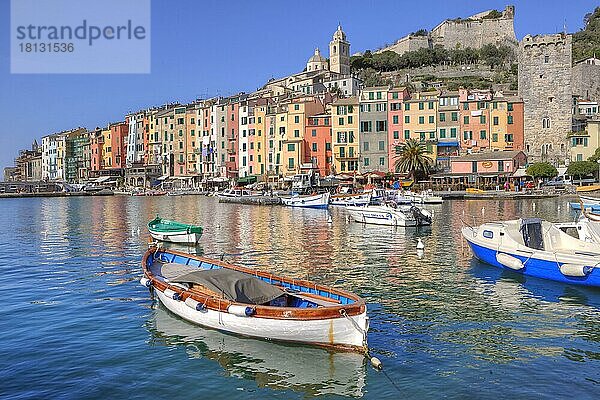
[330,191,371,206]
[574,207,600,244]
[218,188,254,198]
[404,190,443,204]
[280,192,330,209]
[462,218,600,287]
[346,202,432,226]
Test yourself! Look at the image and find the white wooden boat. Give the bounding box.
[147,216,203,244]
[330,191,372,206]
[141,246,368,351]
[346,202,432,226]
[462,218,600,287]
[280,192,330,209]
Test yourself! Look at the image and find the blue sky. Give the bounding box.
[1,0,598,169]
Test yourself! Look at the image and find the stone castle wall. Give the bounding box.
[378,5,517,55]
[378,35,429,56]
[518,34,572,163]
[572,61,600,101]
[430,13,517,50]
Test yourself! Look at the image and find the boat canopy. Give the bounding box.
[172,268,284,305]
[519,218,544,250]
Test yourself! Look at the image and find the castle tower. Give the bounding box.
[329,25,350,75]
[518,33,572,164]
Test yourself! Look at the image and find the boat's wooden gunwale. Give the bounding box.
[142,247,366,321]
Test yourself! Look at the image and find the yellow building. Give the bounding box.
[283,96,324,176]
[489,100,510,151]
[570,119,600,161]
[402,91,438,161]
[252,102,268,177]
[269,104,288,177]
[185,106,198,175]
[332,96,359,173]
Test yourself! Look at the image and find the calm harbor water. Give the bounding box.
[1,195,599,399]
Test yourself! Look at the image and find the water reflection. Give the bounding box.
[147,305,367,398]
[22,195,600,398]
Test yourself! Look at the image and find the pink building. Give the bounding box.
[433,150,527,190]
[450,150,526,174]
[387,87,410,171]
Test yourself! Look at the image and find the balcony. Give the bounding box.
[335,153,357,160]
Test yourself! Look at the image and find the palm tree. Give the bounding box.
[393,139,434,178]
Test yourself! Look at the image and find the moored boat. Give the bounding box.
[573,205,600,244]
[218,187,254,198]
[280,192,330,209]
[330,191,371,206]
[569,202,600,212]
[579,195,600,205]
[147,216,203,244]
[140,246,368,351]
[346,202,432,227]
[462,218,600,287]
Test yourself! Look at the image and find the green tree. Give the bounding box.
[393,139,434,178]
[588,147,600,162]
[573,7,600,62]
[482,10,503,19]
[567,160,599,183]
[526,162,558,179]
[358,68,390,87]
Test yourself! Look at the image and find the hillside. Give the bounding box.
[573,7,600,62]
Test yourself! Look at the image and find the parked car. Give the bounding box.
[543,176,572,188]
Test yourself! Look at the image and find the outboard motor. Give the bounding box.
[410,206,432,226]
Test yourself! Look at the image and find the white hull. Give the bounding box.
[152,306,367,397]
[330,193,371,206]
[580,195,600,205]
[346,205,417,226]
[155,289,367,348]
[148,229,201,244]
[422,196,444,204]
[281,192,330,208]
[576,215,600,244]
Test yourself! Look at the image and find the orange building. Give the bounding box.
[109,121,128,170]
[304,113,332,176]
[459,89,492,152]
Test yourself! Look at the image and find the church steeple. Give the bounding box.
[329,24,350,75]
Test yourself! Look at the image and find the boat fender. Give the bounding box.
[228,305,255,317]
[559,264,592,277]
[496,253,524,270]
[184,297,205,311]
[163,288,180,300]
[370,356,383,370]
[140,277,152,288]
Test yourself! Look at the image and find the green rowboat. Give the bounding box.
[147,216,203,244]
